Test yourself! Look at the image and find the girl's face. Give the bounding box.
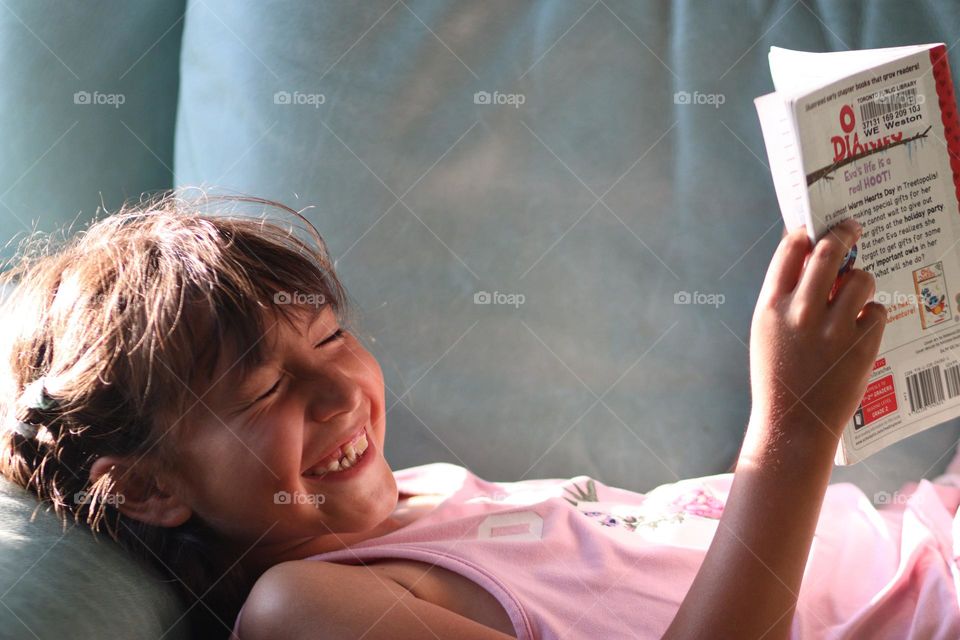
[176,304,396,564]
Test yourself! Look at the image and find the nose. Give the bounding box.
[303,363,365,424]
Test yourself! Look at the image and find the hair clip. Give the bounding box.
[7,420,39,439]
[4,377,54,440]
[20,376,55,412]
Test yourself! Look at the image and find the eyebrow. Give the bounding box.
[240,304,331,376]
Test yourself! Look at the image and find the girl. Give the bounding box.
[2,190,959,639]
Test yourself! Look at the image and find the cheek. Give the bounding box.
[249,413,303,468]
[345,336,386,412]
[204,414,303,496]
[357,352,387,440]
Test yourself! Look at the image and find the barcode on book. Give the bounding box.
[905,364,944,413]
[859,87,919,122]
[946,363,960,399]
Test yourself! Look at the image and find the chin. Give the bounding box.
[331,465,398,530]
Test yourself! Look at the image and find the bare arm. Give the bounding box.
[663,412,838,639]
[727,224,792,473]
[664,220,885,639]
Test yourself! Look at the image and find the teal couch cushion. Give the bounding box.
[0,477,190,639]
[0,0,184,263]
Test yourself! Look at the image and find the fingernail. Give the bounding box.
[850,218,863,235]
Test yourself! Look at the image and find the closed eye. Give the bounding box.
[243,329,346,411]
[253,377,282,403]
[317,327,345,347]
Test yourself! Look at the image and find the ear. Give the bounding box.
[88,456,192,528]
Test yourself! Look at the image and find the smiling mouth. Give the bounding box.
[302,426,369,477]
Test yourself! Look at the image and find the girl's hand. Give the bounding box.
[749,218,887,442]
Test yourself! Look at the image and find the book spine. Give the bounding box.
[930,45,960,211]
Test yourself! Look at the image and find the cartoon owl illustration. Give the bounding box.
[922,286,946,316]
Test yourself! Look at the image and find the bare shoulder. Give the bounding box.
[238,559,516,640]
[238,560,400,640]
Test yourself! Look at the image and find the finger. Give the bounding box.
[794,218,862,306]
[856,301,888,345]
[830,269,876,322]
[758,226,811,303]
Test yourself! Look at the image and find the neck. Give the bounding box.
[233,514,408,581]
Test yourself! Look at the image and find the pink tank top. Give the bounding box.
[232,462,960,638]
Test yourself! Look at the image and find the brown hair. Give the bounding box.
[0,188,356,637]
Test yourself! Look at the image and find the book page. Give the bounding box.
[791,46,960,463]
[769,44,934,94]
[754,92,806,230]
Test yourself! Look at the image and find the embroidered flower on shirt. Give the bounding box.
[580,510,686,532]
[565,479,725,533]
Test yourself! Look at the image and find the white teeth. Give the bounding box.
[307,431,369,477]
